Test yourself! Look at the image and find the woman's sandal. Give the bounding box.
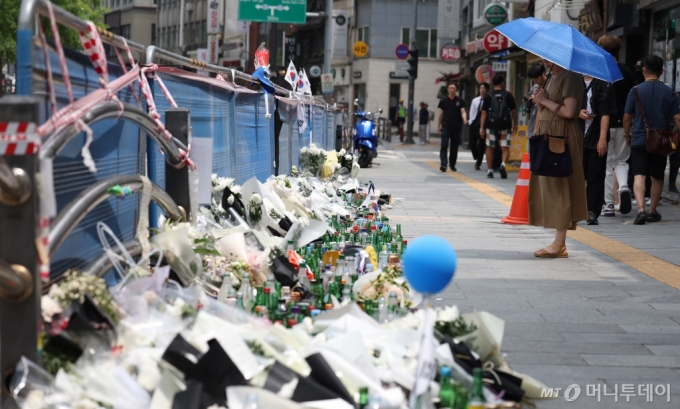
[534,243,568,258]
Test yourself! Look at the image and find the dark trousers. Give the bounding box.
[583,147,607,217]
[469,124,485,167]
[440,126,461,169]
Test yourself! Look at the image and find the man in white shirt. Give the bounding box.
[468,83,489,170]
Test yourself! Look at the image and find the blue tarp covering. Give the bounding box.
[33,46,142,276]
[27,43,336,277]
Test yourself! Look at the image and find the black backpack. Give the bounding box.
[488,91,511,130]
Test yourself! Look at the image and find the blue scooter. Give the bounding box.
[352,98,382,168]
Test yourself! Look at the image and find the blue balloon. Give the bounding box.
[402,235,457,295]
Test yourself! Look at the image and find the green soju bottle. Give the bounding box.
[438,366,455,409]
[467,368,486,408]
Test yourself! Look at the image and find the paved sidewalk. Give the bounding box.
[368,141,680,408]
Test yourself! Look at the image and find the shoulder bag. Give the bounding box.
[633,86,680,156]
[529,104,573,177]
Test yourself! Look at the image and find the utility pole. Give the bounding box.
[405,0,418,144]
[324,0,333,101]
[179,0,184,51]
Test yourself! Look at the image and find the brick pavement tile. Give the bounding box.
[582,354,680,368]
[507,351,588,366]
[503,340,653,355]
[646,345,680,355]
[562,333,680,345]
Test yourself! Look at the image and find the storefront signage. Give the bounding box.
[309,65,322,77]
[207,35,219,64]
[484,3,508,26]
[353,71,362,79]
[483,30,510,53]
[464,34,485,54]
[207,0,220,34]
[475,65,494,84]
[492,61,508,72]
[440,43,462,63]
[353,41,369,58]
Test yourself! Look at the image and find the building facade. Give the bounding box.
[352,0,459,123]
[104,0,157,56]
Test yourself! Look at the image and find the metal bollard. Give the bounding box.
[164,108,191,219]
[0,96,41,409]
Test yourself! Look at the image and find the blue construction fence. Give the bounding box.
[30,43,340,277]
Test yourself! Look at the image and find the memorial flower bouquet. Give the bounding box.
[354,265,414,308]
[299,144,327,176]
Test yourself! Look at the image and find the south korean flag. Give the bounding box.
[297,102,308,134]
[284,60,298,91]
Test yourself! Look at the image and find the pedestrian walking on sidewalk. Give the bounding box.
[469,83,489,170]
[597,35,636,218]
[395,99,407,142]
[437,83,468,172]
[623,55,680,225]
[580,75,617,225]
[529,59,588,258]
[479,75,518,179]
[418,102,429,145]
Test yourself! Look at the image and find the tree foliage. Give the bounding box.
[0,0,106,64]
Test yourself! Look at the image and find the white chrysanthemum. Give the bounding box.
[301,147,309,154]
[213,177,235,193]
[231,184,241,195]
[337,176,343,182]
[211,173,217,182]
[344,154,352,160]
[310,147,320,155]
[437,306,460,322]
[298,216,310,227]
[338,148,346,156]
[291,165,298,172]
[251,193,262,204]
[41,295,62,322]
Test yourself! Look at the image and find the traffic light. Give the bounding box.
[407,49,419,79]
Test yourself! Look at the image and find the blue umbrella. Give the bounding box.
[495,17,622,83]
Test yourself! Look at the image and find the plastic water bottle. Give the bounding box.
[377,296,388,324]
[298,262,311,288]
[378,245,389,270]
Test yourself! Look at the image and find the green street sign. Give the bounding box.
[483,3,508,26]
[238,0,307,24]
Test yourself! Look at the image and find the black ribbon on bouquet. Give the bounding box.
[164,335,248,408]
[263,360,345,403]
[443,336,525,402]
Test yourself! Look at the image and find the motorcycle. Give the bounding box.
[352,99,382,168]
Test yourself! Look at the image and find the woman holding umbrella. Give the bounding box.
[495,18,622,257]
[530,60,588,257]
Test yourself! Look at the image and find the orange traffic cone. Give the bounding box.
[501,153,530,225]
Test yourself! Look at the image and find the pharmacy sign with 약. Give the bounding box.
[483,30,509,53]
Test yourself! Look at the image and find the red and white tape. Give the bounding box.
[0,122,40,155]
